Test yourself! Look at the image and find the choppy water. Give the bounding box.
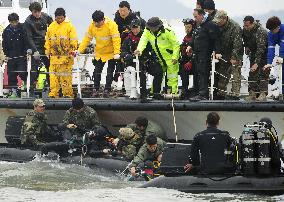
[0,158,282,202]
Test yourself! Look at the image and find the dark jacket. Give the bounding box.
[114,11,146,42]
[24,13,53,54]
[2,23,29,57]
[191,18,221,61]
[190,126,234,174]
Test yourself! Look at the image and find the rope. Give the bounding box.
[171,98,178,142]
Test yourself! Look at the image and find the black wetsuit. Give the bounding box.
[190,126,234,174]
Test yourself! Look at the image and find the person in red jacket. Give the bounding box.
[180,18,196,99]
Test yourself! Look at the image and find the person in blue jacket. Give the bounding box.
[264,16,284,94]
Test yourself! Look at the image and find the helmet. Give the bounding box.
[259,117,272,129]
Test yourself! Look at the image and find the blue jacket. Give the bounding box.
[267,24,284,64]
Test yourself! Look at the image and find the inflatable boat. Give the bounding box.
[0,144,130,173]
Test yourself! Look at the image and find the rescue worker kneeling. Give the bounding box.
[113,127,143,161]
[184,112,236,174]
[129,134,166,177]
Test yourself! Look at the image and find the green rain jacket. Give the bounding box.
[137,25,180,72]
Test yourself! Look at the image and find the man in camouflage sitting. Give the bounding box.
[21,99,58,146]
[62,97,102,138]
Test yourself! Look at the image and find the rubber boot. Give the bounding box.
[256,92,267,101]
[245,90,257,101]
[9,88,18,99]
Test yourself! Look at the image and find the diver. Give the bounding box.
[184,112,236,174]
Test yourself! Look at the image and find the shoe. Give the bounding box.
[102,90,109,98]
[189,95,207,101]
[9,89,18,99]
[256,92,267,101]
[245,91,257,102]
[225,95,240,100]
[91,89,99,98]
[153,93,163,100]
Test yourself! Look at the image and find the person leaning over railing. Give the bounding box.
[44,7,78,98]
[78,10,121,98]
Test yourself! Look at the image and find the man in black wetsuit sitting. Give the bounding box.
[184,112,235,174]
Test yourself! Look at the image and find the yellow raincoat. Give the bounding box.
[78,17,121,62]
[45,18,78,98]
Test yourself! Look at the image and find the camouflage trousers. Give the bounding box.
[248,66,270,93]
[215,62,241,96]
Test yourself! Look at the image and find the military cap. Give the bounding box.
[119,127,135,140]
[33,99,45,107]
[212,10,228,23]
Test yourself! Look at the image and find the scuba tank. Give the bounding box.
[240,125,257,175]
[256,127,272,175]
[240,123,274,175]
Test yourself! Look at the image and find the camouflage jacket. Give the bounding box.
[127,120,167,142]
[243,22,267,67]
[219,18,243,62]
[63,106,101,136]
[130,137,166,168]
[20,110,51,146]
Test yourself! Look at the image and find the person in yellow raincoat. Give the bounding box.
[78,10,121,98]
[45,8,78,98]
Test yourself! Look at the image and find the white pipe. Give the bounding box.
[210,52,216,100]
[134,55,140,95]
[76,57,81,98]
[26,54,31,98]
[0,62,4,97]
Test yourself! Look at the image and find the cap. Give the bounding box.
[212,10,228,23]
[33,99,45,107]
[130,19,141,28]
[72,98,84,110]
[146,17,163,29]
[182,18,196,26]
[203,0,215,10]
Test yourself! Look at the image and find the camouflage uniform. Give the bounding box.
[216,18,243,97]
[130,137,166,168]
[118,128,144,160]
[127,120,167,142]
[21,110,52,146]
[243,22,268,95]
[63,106,101,137]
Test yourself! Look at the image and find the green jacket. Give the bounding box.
[219,18,243,62]
[63,106,101,136]
[137,26,180,72]
[130,137,166,168]
[21,110,52,146]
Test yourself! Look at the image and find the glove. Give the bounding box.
[33,51,40,60]
[184,61,192,71]
[276,57,283,64]
[134,49,141,56]
[114,54,120,60]
[70,50,79,57]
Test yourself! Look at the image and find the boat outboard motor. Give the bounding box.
[5,116,25,145]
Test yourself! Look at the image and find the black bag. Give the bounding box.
[5,116,25,145]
